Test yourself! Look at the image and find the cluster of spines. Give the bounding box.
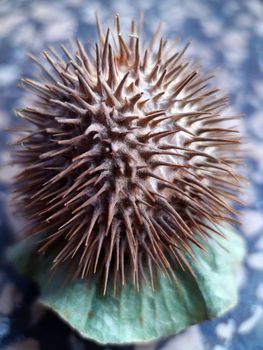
[12,14,243,294]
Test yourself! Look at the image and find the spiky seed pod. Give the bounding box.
[13,14,243,294]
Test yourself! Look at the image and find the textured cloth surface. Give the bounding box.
[0,0,262,349]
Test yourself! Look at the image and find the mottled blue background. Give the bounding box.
[0,0,262,349]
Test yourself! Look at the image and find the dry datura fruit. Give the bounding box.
[13,14,242,295]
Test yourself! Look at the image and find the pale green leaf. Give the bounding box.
[8,226,245,345]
